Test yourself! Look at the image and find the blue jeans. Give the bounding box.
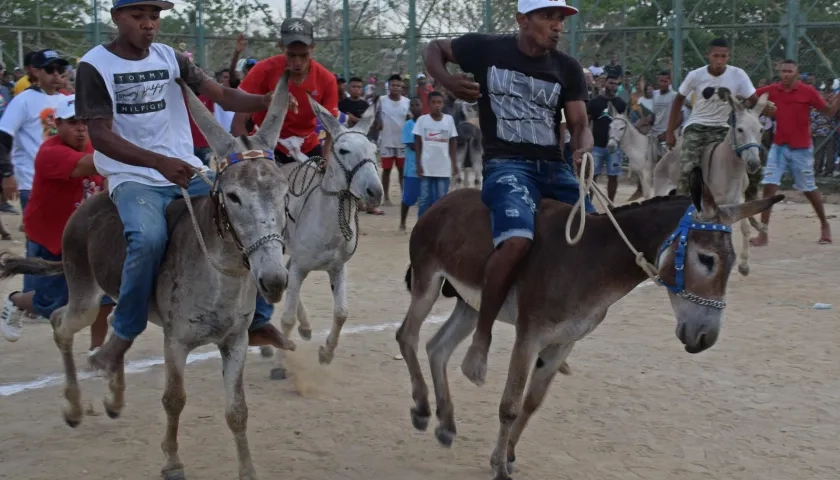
[762,144,817,192]
[25,240,114,319]
[418,177,450,217]
[110,176,214,341]
[481,159,595,247]
[592,146,623,176]
[21,189,33,293]
[252,294,274,329]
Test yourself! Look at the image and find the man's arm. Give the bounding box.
[423,36,482,102]
[174,52,269,113]
[666,94,687,135]
[414,134,424,176]
[228,33,246,89]
[565,99,594,162]
[39,146,98,179]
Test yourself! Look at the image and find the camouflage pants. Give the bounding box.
[677,125,729,194]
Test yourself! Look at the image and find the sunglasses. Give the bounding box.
[42,65,67,75]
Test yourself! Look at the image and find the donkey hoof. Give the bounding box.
[738,264,750,276]
[270,368,287,380]
[434,426,456,447]
[507,454,516,473]
[162,469,186,480]
[410,407,430,431]
[298,327,312,341]
[318,345,334,365]
[63,412,81,428]
[259,346,274,358]
[104,403,121,419]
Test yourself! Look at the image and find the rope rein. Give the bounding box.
[565,152,661,281]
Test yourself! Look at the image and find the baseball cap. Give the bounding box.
[517,0,579,16]
[112,0,175,10]
[55,95,77,120]
[245,58,258,66]
[23,51,37,67]
[280,18,314,47]
[32,50,70,69]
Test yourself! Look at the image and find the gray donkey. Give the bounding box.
[258,96,384,380]
[0,74,298,480]
[396,170,782,480]
[654,89,769,276]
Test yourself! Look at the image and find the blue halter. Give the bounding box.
[227,149,275,165]
[655,205,731,308]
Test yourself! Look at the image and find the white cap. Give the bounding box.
[55,94,77,120]
[518,0,579,16]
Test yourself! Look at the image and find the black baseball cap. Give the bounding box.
[23,51,37,67]
[280,18,314,47]
[32,49,70,69]
[112,0,174,10]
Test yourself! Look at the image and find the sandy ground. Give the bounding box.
[0,181,838,480]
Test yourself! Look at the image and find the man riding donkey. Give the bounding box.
[424,0,596,384]
[665,38,774,199]
[76,0,289,373]
[231,17,347,326]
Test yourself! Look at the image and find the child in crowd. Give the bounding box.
[412,91,458,216]
[399,97,424,231]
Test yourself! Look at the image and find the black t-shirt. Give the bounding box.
[587,95,626,148]
[339,97,369,118]
[451,33,588,162]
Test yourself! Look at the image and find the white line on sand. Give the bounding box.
[0,280,657,397]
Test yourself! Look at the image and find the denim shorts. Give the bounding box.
[762,144,817,192]
[592,146,623,176]
[481,159,595,247]
[402,176,420,206]
[25,240,114,320]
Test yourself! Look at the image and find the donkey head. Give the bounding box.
[309,98,383,209]
[717,89,768,173]
[178,73,293,303]
[606,102,629,153]
[656,168,783,353]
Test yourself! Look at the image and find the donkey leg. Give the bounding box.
[738,218,751,276]
[506,343,575,473]
[296,299,311,340]
[161,340,189,480]
[396,270,443,432]
[270,266,308,380]
[490,333,539,480]
[426,299,478,447]
[319,264,348,365]
[220,334,258,480]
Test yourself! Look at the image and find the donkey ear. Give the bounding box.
[717,194,784,225]
[308,95,344,138]
[752,92,769,115]
[689,167,719,219]
[352,105,376,134]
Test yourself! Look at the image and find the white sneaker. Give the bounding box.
[1,295,24,342]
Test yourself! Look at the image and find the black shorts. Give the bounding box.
[273,144,323,165]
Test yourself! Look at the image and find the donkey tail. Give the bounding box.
[404,263,461,299]
[0,251,64,280]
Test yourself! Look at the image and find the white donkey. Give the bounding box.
[260,98,384,380]
[606,104,660,199]
[452,99,483,189]
[655,88,769,276]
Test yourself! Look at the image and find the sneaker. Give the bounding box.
[0,203,19,215]
[1,294,24,342]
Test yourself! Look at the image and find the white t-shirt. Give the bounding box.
[589,65,604,77]
[79,43,205,193]
[213,103,235,133]
[412,113,458,178]
[0,88,67,190]
[678,65,755,128]
[377,95,410,148]
[651,89,677,135]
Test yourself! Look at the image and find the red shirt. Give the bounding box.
[417,84,434,115]
[24,136,105,256]
[757,82,827,148]
[186,92,215,149]
[238,55,338,155]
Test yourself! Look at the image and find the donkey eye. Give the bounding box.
[226,193,242,204]
[697,253,715,271]
[339,148,350,155]
[737,127,744,133]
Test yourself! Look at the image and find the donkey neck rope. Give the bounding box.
[285,131,374,257]
[566,152,730,309]
[179,152,286,278]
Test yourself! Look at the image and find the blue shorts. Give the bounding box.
[481,159,595,247]
[402,176,420,206]
[592,146,623,176]
[24,240,114,320]
[762,144,817,192]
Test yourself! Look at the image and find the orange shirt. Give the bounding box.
[238,55,338,155]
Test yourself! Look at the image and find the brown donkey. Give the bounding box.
[396,169,782,480]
